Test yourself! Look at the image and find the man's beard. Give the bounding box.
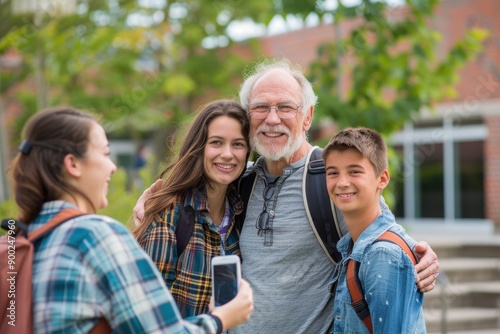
[250,125,303,162]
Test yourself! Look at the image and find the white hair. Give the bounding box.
[238,58,318,116]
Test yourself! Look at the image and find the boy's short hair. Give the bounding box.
[322,127,388,176]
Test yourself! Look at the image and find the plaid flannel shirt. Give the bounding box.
[138,184,243,317]
[30,201,219,334]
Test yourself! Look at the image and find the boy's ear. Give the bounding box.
[63,154,82,178]
[378,170,390,190]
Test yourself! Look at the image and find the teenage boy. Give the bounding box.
[323,127,426,333]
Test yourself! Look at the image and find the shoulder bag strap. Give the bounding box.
[28,208,86,242]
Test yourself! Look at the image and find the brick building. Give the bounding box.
[246,0,500,234]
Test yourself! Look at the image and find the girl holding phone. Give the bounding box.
[11,107,253,333]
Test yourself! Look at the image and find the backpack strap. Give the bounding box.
[235,171,257,233]
[346,230,418,334]
[347,259,373,333]
[175,206,196,256]
[90,317,112,334]
[376,231,417,266]
[1,219,29,237]
[304,147,343,263]
[28,208,86,242]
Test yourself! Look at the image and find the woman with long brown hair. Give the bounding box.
[133,99,251,317]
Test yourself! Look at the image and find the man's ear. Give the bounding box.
[303,106,314,131]
[63,154,82,178]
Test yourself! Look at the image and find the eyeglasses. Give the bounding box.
[249,103,301,120]
[255,182,276,235]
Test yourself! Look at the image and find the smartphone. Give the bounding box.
[211,255,241,307]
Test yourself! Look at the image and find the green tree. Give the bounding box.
[0,0,276,183]
[0,0,273,140]
[307,0,487,133]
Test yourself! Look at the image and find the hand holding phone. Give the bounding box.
[210,278,254,332]
[211,255,241,307]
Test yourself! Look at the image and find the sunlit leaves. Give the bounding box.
[163,73,196,96]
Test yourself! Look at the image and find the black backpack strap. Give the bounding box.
[235,171,257,233]
[1,219,29,237]
[304,147,343,263]
[175,206,195,256]
[346,231,418,334]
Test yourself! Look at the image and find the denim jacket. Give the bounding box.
[330,209,427,334]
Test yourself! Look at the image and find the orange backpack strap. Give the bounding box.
[346,259,373,333]
[90,317,112,334]
[376,231,417,265]
[346,230,418,334]
[28,208,86,242]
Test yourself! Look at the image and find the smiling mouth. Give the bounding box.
[215,163,236,170]
[337,193,355,198]
[262,132,284,138]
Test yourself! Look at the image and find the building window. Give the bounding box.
[456,141,484,218]
[393,146,405,217]
[415,143,444,218]
[392,121,486,222]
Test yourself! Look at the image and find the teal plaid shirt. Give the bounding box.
[30,201,219,333]
[138,184,243,318]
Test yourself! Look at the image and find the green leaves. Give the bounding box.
[309,0,487,136]
[163,73,196,97]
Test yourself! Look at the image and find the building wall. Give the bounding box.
[485,115,500,232]
[437,0,500,101]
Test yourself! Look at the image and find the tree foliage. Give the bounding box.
[307,0,488,135]
[0,0,273,140]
